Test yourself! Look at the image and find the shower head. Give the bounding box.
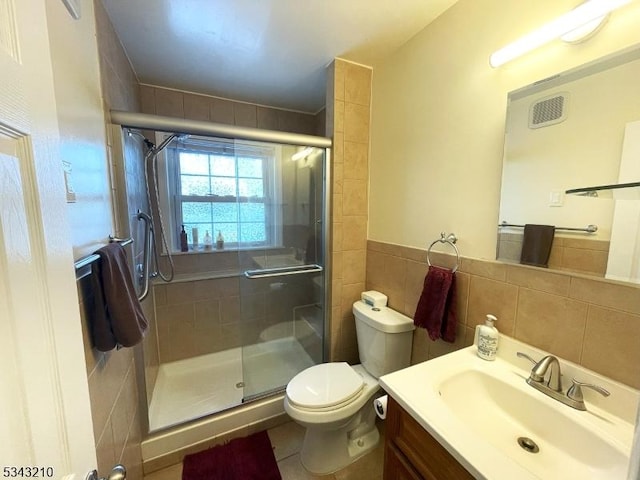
[126,128,155,150]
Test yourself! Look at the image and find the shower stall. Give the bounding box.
[109,112,330,440]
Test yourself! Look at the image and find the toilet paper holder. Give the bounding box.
[374,394,388,420]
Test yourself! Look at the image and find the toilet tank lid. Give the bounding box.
[353,301,415,333]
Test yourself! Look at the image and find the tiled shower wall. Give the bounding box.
[138,87,325,363]
[366,240,640,389]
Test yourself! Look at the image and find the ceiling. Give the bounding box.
[101,0,458,113]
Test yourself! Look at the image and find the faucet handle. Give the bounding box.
[567,378,610,402]
[516,351,537,365]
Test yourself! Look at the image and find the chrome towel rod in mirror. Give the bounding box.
[427,232,460,273]
[499,222,597,233]
[74,236,133,270]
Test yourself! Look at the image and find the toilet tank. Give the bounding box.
[352,300,415,378]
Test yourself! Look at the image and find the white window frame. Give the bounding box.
[156,133,283,252]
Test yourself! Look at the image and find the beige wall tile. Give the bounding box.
[333,193,343,223]
[183,93,210,121]
[257,106,279,130]
[514,288,587,363]
[332,132,344,164]
[234,102,257,127]
[505,264,570,296]
[210,98,235,124]
[343,141,368,180]
[570,277,640,315]
[561,247,608,276]
[342,215,367,251]
[460,258,507,282]
[344,103,370,144]
[139,85,156,114]
[582,306,640,388]
[332,251,343,281]
[333,162,343,194]
[342,179,368,216]
[454,271,470,325]
[154,88,184,118]
[334,100,345,133]
[334,59,346,101]
[366,250,386,288]
[332,221,343,252]
[344,62,372,107]
[342,250,366,285]
[467,276,518,335]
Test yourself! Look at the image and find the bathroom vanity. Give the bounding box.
[384,395,473,479]
[379,330,638,480]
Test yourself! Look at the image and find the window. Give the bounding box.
[164,135,280,251]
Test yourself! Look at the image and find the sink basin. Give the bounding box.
[439,369,628,479]
[379,331,638,480]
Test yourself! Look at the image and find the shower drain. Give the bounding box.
[235,382,245,389]
[517,436,540,453]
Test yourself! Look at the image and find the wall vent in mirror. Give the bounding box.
[529,93,568,128]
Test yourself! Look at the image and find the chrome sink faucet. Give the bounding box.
[516,352,610,411]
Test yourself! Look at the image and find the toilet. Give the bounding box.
[284,291,415,474]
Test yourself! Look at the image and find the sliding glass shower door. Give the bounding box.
[238,143,326,401]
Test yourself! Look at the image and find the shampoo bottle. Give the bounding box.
[180,225,188,252]
[203,230,212,250]
[477,314,499,361]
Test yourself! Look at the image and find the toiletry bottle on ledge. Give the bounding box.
[180,225,188,252]
[192,227,199,249]
[216,230,224,250]
[203,230,212,250]
[477,314,499,361]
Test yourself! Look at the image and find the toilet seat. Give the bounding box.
[286,362,364,410]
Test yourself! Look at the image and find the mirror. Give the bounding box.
[497,44,640,284]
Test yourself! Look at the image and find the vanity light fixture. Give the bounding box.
[489,0,632,67]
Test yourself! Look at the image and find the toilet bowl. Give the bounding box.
[284,292,414,475]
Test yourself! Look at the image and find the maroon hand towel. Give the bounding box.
[520,224,555,267]
[90,243,148,351]
[413,265,457,343]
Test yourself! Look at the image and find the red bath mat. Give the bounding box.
[182,430,281,480]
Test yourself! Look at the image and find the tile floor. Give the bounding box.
[144,420,385,480]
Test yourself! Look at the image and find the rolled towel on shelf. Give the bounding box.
[90,242,148,351]
[413,265,457,343]
[520,224,555,268]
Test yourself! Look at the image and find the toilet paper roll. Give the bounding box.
[374,395,388,420]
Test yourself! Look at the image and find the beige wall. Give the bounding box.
[367,241,640,389]
[369,0,640,259]
[326,59,372,363]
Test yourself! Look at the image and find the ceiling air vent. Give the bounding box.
[529,93,568,129]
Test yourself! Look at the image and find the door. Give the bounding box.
[240,143,326,400]
[0,0,96,478]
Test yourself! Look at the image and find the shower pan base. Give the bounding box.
[148,336,315,432]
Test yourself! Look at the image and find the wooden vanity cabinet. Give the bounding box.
[383,396,475,480]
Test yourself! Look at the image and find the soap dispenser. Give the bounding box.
[477,314,499,361]
[216,230,224,250]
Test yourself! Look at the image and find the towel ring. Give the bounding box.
[427,232,460,273]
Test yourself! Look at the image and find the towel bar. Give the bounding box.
[499,222,598,233]
[427,232,460,273]
[74,236,133,270]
